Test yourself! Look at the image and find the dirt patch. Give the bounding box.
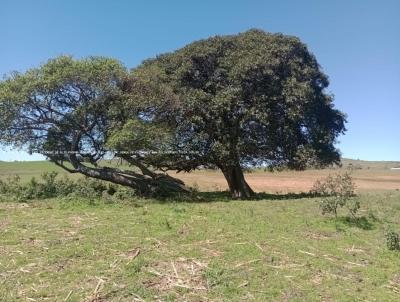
[173,170,400,193]
[69,215,84,226]
[22,237,44,247]
[0,218,10,231]
[386,274,400,294]
[144,258,208,295]
[303,230,338,241]
[0,202,30,209]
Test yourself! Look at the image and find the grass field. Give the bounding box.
[1,160,400,301]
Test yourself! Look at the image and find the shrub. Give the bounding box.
[56,175,80,196]
[68,177,107,199]
[0,172,189,202]
[0,173,122,202]
[0,175,37,201]
[39,171,59,197]
[312,171,357,218]
[385,230,400,251]
[112,186,137,200]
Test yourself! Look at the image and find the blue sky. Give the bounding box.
[1,0,399,161]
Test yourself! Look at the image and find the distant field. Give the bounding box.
[1,159,399,193]
[0,161,73,181]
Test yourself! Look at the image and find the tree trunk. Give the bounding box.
[64,154,190,197]
[220,164,255,199]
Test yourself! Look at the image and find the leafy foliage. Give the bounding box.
[385,230,400,251]
[0,56,189,196]
[0,56,126,152]
[312,171,358,218]
[0,172,134,202]
[129,29,347,197]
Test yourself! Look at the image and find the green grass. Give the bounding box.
[1,192,400,301]
[0,161,71,182]
[1,159,399,300]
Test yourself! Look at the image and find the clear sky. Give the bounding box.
[1,0,399,161]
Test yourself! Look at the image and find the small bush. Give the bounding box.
[385,230,400,251]
[56,175,80,196]
[40,171,59,197]
[0,175,38,201]
[68,177,107,199]
[312,171,357,218]
[0,173,130,202]
[112,186,137,200]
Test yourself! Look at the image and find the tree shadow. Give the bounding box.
[253,192,322,201]
[336,216,375,230]
[157,190,322,203]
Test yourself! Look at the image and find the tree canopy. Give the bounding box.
[0,56,188,196]
[126,29,346,198]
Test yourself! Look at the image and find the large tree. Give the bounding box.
[0,56,188,196]
[129,29,347,198]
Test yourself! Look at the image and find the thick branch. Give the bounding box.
[118,154,157,178]
[52,160,79,174]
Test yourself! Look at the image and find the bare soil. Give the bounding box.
[173,169,400,193]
